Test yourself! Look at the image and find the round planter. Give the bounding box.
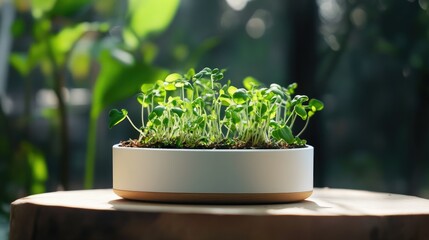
[112,144,313,203]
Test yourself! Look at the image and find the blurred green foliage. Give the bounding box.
[85,0,180,188]
[1,0,181,221]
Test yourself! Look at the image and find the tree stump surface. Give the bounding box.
[10,188,429,240]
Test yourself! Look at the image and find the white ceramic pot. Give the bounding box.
[113,144,313,203]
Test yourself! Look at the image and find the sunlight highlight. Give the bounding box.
[225,0,249,11]
[246,17,265,39]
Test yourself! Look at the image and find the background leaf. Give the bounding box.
[31,0,57,18]
[9,53,30,76]
[85,0,180,189]
[124,0,180,48]
[90,49,168,119]
[51,23,107,66]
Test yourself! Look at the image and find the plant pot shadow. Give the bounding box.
[107,198,331,215]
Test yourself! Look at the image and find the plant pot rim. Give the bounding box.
[112,143,313,152]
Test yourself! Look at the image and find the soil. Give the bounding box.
[119,138,303,149]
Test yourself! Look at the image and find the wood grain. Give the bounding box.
[10,188,429,240]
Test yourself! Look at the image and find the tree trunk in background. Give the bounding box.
[47,43,70,190]
[287,0,325,187]
[55,78,70,191]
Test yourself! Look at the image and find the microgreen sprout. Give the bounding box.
[109,67,324,148]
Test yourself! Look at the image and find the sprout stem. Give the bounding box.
[141,96,145,128]
[296,116,310,138]
[126,115,143,136]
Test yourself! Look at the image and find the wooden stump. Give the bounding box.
[10,188,429,240]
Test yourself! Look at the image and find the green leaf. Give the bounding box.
[90,49,168,119]
[148,112,157,121]
[287,83,297,94]
[186,68,195,79]
[212,72,224,81]
[243,76,261,90]
[137,93,151,107]
[270,87,285,98]
[295,105,307,120]
[275,125,295,144]
[164,83,177,91]
[141,83,154,94]
[272,129,280,140]
[183,81,193,90]
[175,82,185,87]
[153,119,162,126]
[153,106,166,117]
[126,0,180,40]
[171,107,184,117]
[295,137,307,146]
[231,111,241,124]
[260,103,268,116]
[232,89,249,104]
[137,93,144,105]
[194,72,203,79]
[269,120,280,128]
[219,94,233,106]
[227,86,238,96]
[309,99,324,111]
[108,109,128,129]
[165,73,182,82]
[212,68,219,74]
[234,105,245,112]
[293,95,309,104]
[163,118,169,126]
[225,110,231,119]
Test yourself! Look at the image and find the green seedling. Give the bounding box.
[109,67,324,148]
